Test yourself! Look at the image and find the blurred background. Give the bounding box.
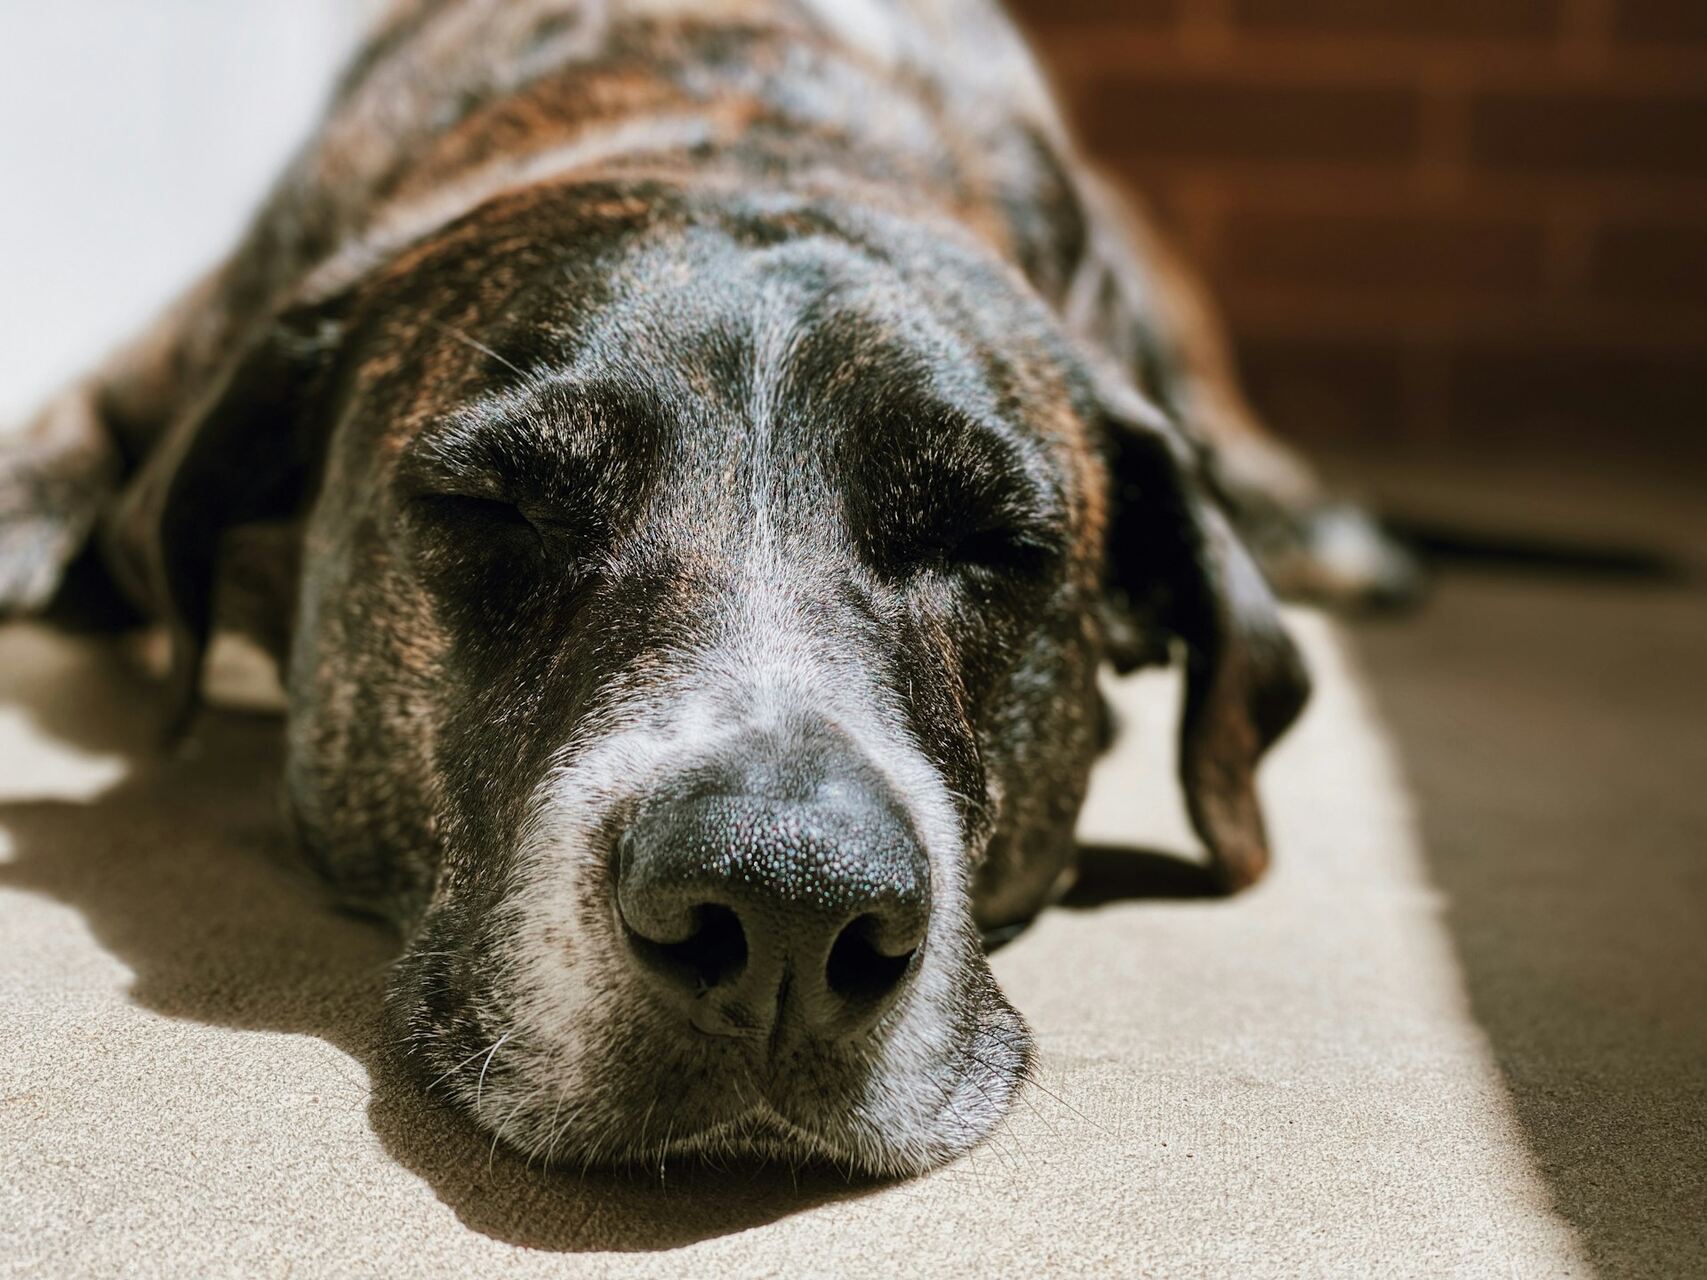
[4,3,1704,479]
[1008,7,1707,1269]
[0,2,1701,1272]
[0,1,373,418]
[1010,0,1705,462]
[1007,0,1706,581]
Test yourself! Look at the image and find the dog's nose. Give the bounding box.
[616,751,930,1041]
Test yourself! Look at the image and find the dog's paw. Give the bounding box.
[0,390,121,617]
[1196,426,1425,613]
[0,503,93,613]
[1253,501,1426,613]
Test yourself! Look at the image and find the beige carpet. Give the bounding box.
[1338,449,1707,1280]
[1,8,1694,1274]
[0,614,1590,1277]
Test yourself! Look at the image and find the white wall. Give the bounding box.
[0,1,372,418]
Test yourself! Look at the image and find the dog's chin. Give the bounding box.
[391,945,1032,1179]
[608,996,1035,1179]
[526,1018,1031,1178]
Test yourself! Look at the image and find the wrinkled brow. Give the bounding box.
[850,400,1070,528]
[396,376,655,506]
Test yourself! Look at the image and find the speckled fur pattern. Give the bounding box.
[0,0,1313,1176]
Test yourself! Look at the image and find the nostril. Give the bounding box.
[825,913,918,1007]
[628,904,748,993]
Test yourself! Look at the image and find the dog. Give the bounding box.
[0,0,1414,1176]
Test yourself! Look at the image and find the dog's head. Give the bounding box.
[120,181,1306,1174]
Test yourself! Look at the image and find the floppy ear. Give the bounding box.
[102,306,345,732]
[1096,377,1311,892]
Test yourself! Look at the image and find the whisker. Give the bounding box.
[491,1090,529,1173]
[474,1031,515,1112]
[424,318,528,378]
[425,1035,506,1094]
[973,1047,1111,1138]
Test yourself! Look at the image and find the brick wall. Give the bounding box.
[1009,0,1707,458]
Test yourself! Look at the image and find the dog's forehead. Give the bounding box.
[389,221,1085,505]
[549,226,1025,415]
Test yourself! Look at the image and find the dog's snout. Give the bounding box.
[616,750,930,1041]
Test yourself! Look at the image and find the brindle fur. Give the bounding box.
[1,0,1348,1175]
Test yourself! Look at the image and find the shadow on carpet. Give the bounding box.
[0,636,1210,1253]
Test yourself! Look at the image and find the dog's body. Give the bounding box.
[1,0,1402,1175]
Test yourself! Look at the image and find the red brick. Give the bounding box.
[1218,209,1548,295]
[1590,221,1707,300]
[1230,0,1560,40]
[1007,2,1707,453]
[1470,89,1707,177]
[1448,343,1707,448]
[1235,334,1411,443]
[1614,0,1707,43]
[1084,77,1422,165]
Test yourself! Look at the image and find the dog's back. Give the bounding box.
[58,1,1070,486]
[236,0,1074,323]
[3,0,1409,633]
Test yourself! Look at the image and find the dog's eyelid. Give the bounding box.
[953,511,1067,568]
[884,499,1067,581]
[514,503,586,536]
[406,489,533,532]
[961,459,1070,540]
[394,435,507,502]
[405,488,594,544]
[397,441,589,517]
[856,430,1070,579]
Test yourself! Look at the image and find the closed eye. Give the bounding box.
[414,491,533,528]
[873,454,1067,581]
[891,513,1065,588]
[402,487,603,592]
[845,400,1070,584]
[946,520,1065,576]
[409,491,543,546]
[395,382,643,566]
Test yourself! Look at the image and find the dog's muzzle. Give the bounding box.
[615,731,931,1046]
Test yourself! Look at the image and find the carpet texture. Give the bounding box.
[0,615,1590,1277]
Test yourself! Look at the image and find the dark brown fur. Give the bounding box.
[0,0,1392,1174]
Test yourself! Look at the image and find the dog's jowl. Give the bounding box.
[0,0,1348,1175]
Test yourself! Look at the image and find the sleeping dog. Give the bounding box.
[0,0,1411,1176]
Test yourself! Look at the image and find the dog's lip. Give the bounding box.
[686,1005,767,1040]
[703,1014,1021,1116]
[635,1092,863,1170]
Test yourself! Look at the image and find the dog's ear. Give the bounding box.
[1094,376,1311,892]
[103,304,346,732]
